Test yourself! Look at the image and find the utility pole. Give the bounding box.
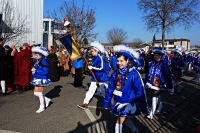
[0,14,2,37]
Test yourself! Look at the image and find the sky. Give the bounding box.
[44,0,200,46]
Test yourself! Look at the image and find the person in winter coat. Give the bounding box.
[47,46,59,82]
[30,46,51,113]
[0,38,8,95]
[104,44,148,133]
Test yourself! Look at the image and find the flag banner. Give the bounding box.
[55,33,82,60]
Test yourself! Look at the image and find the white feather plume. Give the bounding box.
[32,46,49,56]
[90,41,105,53]
[113,45,139,59]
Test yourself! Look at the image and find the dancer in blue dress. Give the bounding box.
[31,46,51,113]
[193,52,200,84]
[104,44,148,133]
[145,47,172,119]
[169,49,184,94]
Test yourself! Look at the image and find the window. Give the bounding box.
[169,42,174,45]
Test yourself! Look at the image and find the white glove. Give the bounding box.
[88,66,93,70]
[31,68,36,75]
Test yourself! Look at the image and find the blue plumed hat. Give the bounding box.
[113,44,139,61]
[90,41,105,53]
[32,46,49,56]
[152,47,165,55]
[136,49,142,54]
[173,49,182,56]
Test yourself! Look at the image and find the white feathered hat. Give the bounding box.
[173,49,182,56]
[113,44,139,60]
[32,46,49,56]
[90,41,105,53]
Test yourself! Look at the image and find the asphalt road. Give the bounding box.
[0,70,199,133]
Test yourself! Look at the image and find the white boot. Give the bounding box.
[34,92,45,113]
[45,97,51,108]
[156,96,163,113]
[147,97,158,119]
[115,123,123,133]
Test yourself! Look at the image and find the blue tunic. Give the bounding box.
[170,57,185,77]
[145,60,172,90]
[109,55,117,71]
[104,67,148,116]
[91,54,109,82]
[30,57,51,86]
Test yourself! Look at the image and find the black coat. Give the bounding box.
[0,45,8,80]
[46,53,59,82]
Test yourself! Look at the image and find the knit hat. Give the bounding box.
[90,41,105,53]
[152,47,165,55]
[113,44,139,61]
[32,46,49,56]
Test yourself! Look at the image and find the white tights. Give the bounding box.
[0,80,6,93]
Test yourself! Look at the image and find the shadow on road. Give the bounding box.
[45,85,62,99]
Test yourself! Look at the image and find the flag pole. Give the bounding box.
[63,18,99,85]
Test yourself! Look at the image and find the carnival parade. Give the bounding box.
[1,0,200,133]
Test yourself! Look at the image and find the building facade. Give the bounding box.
[7,0,44,46]
[154,39,190,51]
[43,18,66,48]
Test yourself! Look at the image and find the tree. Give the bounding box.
[137,0,200,48]
[50,0,97,46]
[106,27,127,45]
[82,37,88,45]
[152,34,156,46]
[133,38,143,45]
[0,0,30,44]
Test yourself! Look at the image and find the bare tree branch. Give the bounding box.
[137,0,200,48]
[0,0,30,45]
[106,27,127,45]
[49,0,98,45]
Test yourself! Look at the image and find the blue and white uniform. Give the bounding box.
[170,57,185,77]
[31,46,51,113]
[110,54,117,71]
[145,60,172,91]
[104,67,147,117]
[81,41,109,105]
[103,44,147,133]
[145,47,172,119]
[30,55,51,86]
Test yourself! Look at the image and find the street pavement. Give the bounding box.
[0,70,200,133]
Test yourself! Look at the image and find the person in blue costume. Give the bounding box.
[181,52,187,66]
[162,50,169,65]
[135,49,145,73]
[104,44,148,133]
[110,52,117,71]
[187,52,193,71]
[169,49,185,94]
[193,52,200,84]
[30,46,51,113]
[103,51,110,77]
[145,47,172,119]
[77,41,109,109]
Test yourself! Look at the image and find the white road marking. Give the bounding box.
[0,130,21,133]
[85,108,105,133]
[88,105,105,109]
